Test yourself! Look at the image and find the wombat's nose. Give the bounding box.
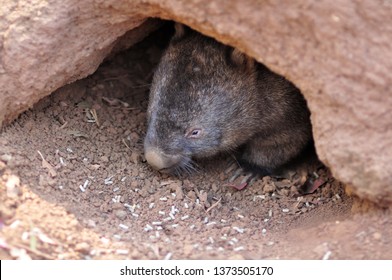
[144,147,166,170]
[144,146,181,172]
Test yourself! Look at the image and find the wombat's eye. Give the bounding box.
[186,128,203,139]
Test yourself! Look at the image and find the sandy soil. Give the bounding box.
[1,26,391,260]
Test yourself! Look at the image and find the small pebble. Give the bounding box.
[233,226,245,234]
[119,224,129,230]
[75,242,90,254]
[164,252,172,260]
[263,184,276,193]
[100,156,109,163]
[373,232,382,240]
[322,251,332,260]
[144,224,153,232]
[115,210,127,220]
[116,249,129,255]
[233,246,245,252]
[87,219,96,228]
[113,234,122,240]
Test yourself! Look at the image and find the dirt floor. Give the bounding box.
[1,26,391,260]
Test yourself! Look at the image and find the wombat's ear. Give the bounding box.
[173,23,187,39]
[230,48,256,72]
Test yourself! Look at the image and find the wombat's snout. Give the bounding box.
[144,145,182,173]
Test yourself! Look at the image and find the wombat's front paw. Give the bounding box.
[224,161,261,190]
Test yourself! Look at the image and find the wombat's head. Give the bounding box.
[144,24,258,174]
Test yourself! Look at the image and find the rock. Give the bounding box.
[6,174,20,198]
[115,210,128,220]
[75,242,90,254]
[0,0,391,205]
[263,183,276,194]
[87,219,97,228]
[130,151,142,164]
[100,156,109,163]
[174,183,184,200]
[130,180,139,189]
[0,154,12,163]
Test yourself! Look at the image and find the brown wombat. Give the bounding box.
[144,23,314,181]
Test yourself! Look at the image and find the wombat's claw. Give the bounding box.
[229,168,261,185]
[225,161,240,175]
[229,168,244,182]
[299,176,327,195]
[243,173,261,186]
[226,170,261,190]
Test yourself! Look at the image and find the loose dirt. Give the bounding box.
[1,26,391,260]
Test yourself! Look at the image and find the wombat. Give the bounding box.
[144,23,314,181]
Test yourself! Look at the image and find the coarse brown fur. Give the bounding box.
[144,24,314,178]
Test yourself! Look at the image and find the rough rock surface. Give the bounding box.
[0,0,391,204]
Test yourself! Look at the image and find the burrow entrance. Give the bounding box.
[1,22,391,260]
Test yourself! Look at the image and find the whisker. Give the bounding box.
[183,163,193,173]
[186,160,200,174]
[173,157,200,177]
[174,167,183,178]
